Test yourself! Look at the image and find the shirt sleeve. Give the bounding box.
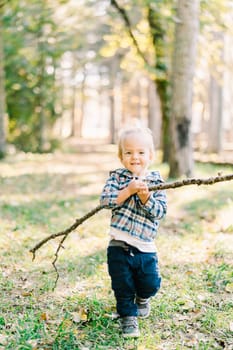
[138,173,167,220]
[142,190,167,219]
[100,172,120,208]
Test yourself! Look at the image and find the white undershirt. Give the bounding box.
[109,227,156,253]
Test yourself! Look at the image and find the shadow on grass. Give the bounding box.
[55,248,107,281]
[184,188,233,216]
[0,171,107,195]
[0,193,101,228]
[195,161,233,174]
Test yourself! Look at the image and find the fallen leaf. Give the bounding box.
[104,312,119,319]
[40,312,48,321]
[176,314,190,321]
[0,334,8,346]
[72,312,81,323]
[182,300,195,311]
[80,309,88,322]
[72,309,88,323]
[21,291,33,297]
[27,339,38,349]
[197,294,206,301]
[225,283,233,293]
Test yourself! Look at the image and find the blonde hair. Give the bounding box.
[118,126,155,159]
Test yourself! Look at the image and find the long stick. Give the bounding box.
[29,172,233,288]
[30,172,233,256]
[30,204,106,260]
[149,172,233,190]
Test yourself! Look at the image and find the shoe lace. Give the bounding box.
[123,317,138,328]
[136,297,149,306]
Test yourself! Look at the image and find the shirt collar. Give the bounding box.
[111,168,158,181]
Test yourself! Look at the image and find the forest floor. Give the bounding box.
[0,143,233,350]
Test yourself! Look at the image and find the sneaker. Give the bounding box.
[136,297,151,318]
[121,316,140,338]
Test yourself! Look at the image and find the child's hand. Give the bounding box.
[117,178,150,205]
[127,178,143,195]
[137,181,150,204]
[128,178,149,196]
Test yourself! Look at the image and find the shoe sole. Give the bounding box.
[122,332,140,338]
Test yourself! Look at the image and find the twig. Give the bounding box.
[30,204,107,290]
[110,0,150,66]
[30,204,106,259]
[30,172,233,288]
[149,173,233,190]
[52,233,68,290]
[0,0,9,9]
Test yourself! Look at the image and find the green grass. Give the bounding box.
[0,151,232,349]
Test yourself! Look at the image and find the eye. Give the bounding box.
[124,151,131,155]
[139,151,145,155]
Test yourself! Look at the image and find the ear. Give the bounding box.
[149,150,154,162]
[118,153,123,162]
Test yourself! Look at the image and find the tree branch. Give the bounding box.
[30,204,106,259]
[110,0,150,66]
[0,0,9,9]
[30,172,233,288]
[149,172,233,190]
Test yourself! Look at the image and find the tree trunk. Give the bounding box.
[207,32,224,154]
[157,80,170,163]
[0,10,7,158]
[148,79,161,150]
[147,6,171,163]
[78,67,86,138]
[37,2,47,152]
[108,67,115,144]
[110,1,172,161]
[169,0,200,178]
[70,55,78,137]
[207,74,223,153]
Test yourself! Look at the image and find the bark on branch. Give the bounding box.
[30,173,233,288]
[110,0,150,66]
[0,0,8,9]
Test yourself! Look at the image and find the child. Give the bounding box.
[100,126,167,338]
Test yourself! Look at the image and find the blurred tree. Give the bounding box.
[108,0,233,175]
[3,0,60,151]
[199,1,229,154]
[147,1,172,162]
[3,0,72,152]
[50,0,112,140]
[110,0,172,157]
[1,0,232,159]
[169,0,199,177]
[208,73,223,153]
[0,1,7,158]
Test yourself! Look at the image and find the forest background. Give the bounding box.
[0,0,233,349]
[0,0,233,175]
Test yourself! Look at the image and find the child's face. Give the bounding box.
[119,133,153,176]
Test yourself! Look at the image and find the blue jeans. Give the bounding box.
[107,245,161,317]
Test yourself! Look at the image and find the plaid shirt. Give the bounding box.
[100,168,167,242]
